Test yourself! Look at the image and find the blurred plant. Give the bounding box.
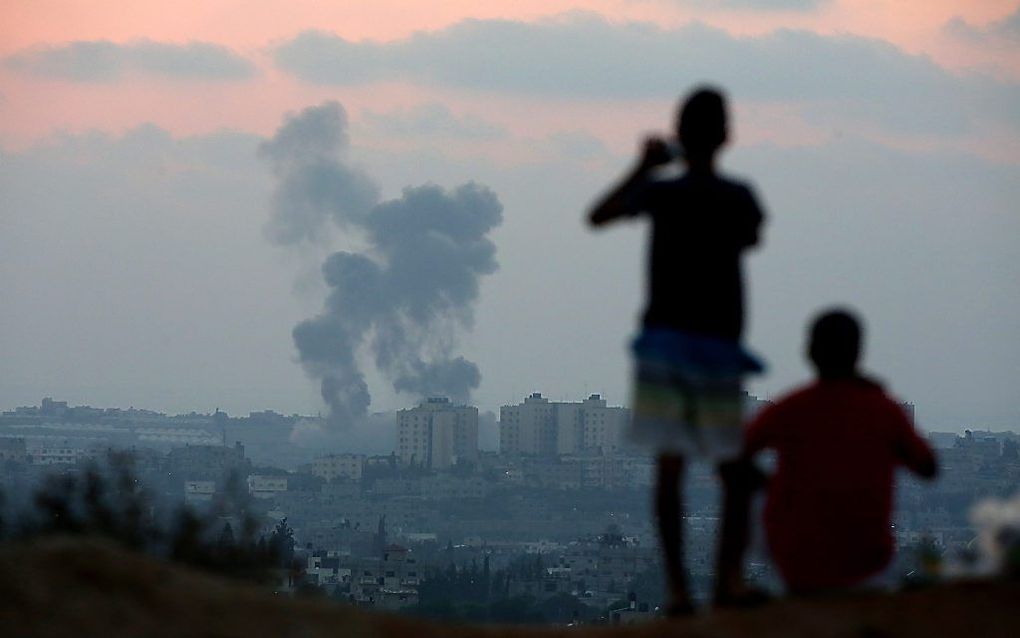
[1,452,279,583]
[917,536,944,585]
[970,493,1020,579]
[268,518,296,568]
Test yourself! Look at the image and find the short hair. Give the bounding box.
[677,87,728,155]
[808,309,863,375]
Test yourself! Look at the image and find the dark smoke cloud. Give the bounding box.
[263,102,502,428]
[259,101,379,245]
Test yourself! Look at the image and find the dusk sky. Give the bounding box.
[1,1,1018,432]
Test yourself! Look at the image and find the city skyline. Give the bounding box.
[2,388,1015,617]
[6,392,1011,445]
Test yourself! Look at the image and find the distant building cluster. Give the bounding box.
[499,393,630,456]
[306,542,421,610]
[2,395,1018,616]
[0,398,310,467]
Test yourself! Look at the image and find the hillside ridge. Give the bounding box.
[2,536,1019,637]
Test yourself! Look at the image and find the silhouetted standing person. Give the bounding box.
[744,309,937,594]
[588,87,766,613]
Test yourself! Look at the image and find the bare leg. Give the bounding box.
[714,459,768,606]
[655,453,692,615]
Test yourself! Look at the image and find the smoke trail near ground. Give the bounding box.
[970,493,1020,576]
[262,102,502,428]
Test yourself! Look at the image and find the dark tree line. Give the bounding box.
[0,453,292,582]
[411,553,603,624]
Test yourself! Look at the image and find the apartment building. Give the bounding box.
[499,393,630,456]
[396,398,478,469]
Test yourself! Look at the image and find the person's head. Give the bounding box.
[807,308,863,378]
[676,86,728,163]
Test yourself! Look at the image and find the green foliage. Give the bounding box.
[0,454,279,583]
[28,454,157,545]
[409,558,597,624]
[537,592,593,624]
[418,558,489,607]
[268,518,296,568]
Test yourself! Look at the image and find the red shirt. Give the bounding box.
[745,377,936,592]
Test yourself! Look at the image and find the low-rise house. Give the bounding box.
[184,480,216,504]
[310,453,365,482]
[248,474,288,499]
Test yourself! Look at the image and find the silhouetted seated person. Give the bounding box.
[743,310,938,595]
[587,87,766,613]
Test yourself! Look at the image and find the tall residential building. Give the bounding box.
[500,393,557,456]
[396,398,479,469]
[499,393,630,456]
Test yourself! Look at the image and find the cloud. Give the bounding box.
[945,6,1020,44]
[546,131,611,160]
[5,40,256,81]
[361,103,506,140]
[274,13,1020,134]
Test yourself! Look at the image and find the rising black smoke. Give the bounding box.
[260,101,378,244]
[262,102,502,428]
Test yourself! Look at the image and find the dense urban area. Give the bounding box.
[1,395,1017,624]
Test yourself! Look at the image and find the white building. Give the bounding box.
[311,453,365,482]
[247,474,288,499]
[28,443,96,465]
[0,438,28,463]
[396,398,478,469]
[499,393,630,456]
[579,395,631,455]
[184,480,216,504]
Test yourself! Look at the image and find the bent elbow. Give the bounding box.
[587,206,617,228]
[916,458,938,480]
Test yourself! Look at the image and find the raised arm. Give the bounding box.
[892,407,938,480]
[587,137,673,227]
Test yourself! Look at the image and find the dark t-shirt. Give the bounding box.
[630,171,764,340]
[744,378,937,592]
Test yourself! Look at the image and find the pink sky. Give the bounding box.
[1,0,1017,150]
[2,1,1014,52]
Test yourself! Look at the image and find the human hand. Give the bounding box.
[638,137,673,169]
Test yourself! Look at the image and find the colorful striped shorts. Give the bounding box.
[628,328,765,461]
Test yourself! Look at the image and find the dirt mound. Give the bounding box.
[1,537,1018,637]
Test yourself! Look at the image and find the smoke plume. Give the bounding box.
[262,102,502,427]
[259,101,379,244]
